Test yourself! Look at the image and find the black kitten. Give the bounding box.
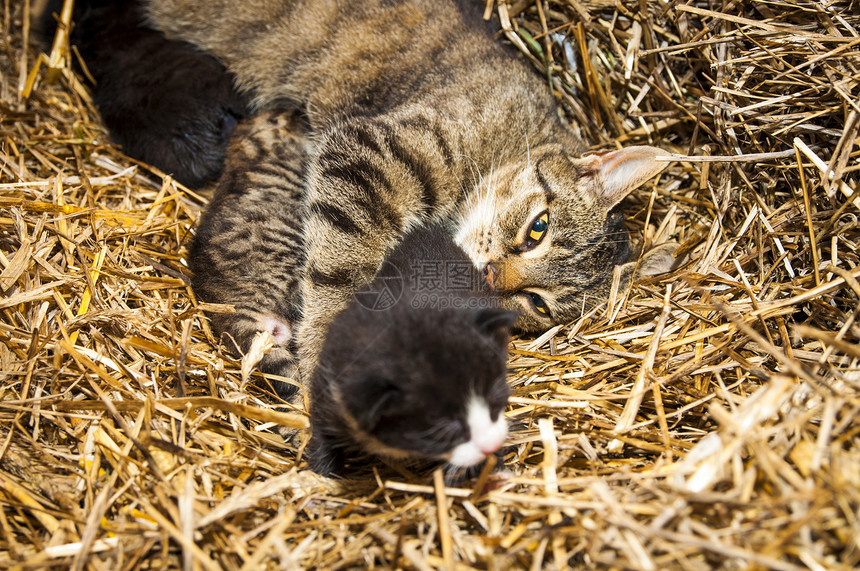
[38,0,249,187]
[307,224,517,477]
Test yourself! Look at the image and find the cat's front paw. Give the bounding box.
[634,242,681,279]
[615,242,680,295]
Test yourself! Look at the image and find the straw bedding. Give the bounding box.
[1,0,858,568]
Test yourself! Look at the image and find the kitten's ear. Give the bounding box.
[474,309,518,341]
[352,377,402,429]
[573,146,671,207]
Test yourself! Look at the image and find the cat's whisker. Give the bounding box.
[447,159,472,204]
[419,420,461,444]
[452,152,481,190]
[442,464,471,485]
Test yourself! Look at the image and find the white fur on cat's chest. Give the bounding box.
[447,395,508,467]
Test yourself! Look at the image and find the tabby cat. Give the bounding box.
[51,0,675,395]
[197,115,515,475]
[190,110,308,398]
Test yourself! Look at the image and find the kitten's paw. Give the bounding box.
[305,433,346,477]
[220,313,300,402]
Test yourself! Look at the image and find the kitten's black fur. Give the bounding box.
[308,224,516,476]
[39,0,249,187]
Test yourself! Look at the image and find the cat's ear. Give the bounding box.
[351,377,402,430]
[574,146,671,207]
[474,308,518,342]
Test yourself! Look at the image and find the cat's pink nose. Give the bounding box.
[483,263,496,290]
[477,434,505,455]
[479,443,501,455]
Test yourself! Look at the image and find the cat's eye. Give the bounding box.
[528,292,551,317]
[521,211,549,251]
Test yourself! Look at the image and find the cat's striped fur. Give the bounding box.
[190,110,309,395]
[149,0,675,390]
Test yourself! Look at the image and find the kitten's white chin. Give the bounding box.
[447,396,507,468]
